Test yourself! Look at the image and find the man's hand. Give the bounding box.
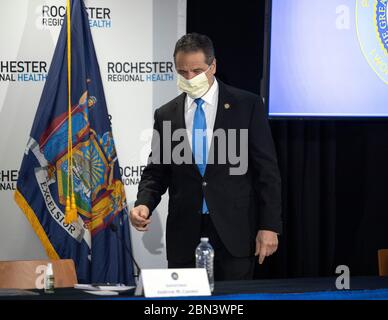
[255,230,279,265]
[130,205,151,232]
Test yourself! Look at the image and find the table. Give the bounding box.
[1,276,388,300]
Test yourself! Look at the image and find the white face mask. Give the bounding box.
[177,66,211,99]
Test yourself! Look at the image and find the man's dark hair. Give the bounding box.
[173,33,215,65]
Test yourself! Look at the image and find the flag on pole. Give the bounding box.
[14,0,135,285]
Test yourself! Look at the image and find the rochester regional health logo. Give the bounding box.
[39,5,112,28]
[0,170,18,191]
[107,61,174,82]
[356,0,388,84]
[0,61,48,82]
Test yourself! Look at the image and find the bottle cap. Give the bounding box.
[46,262,53,275]
[200,237,209,242]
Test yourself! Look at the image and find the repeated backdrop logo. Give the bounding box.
[40,4,112,28]
[120,165,146,186]
[0,1,176,188]
[0,170,18,191]
[0,4,112,84]
[0,61,48,82]
[107,61,174,83]
[0,0,186,268]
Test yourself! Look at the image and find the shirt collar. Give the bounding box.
[186,78,219,110]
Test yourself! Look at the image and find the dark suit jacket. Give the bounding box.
[135,79,282,263]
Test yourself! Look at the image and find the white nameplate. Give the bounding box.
[140,268,211,298]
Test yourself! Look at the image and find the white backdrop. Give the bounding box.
[0,0,186,269]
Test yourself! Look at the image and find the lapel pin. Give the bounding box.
[224,103,231,110]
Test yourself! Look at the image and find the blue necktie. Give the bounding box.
[192,98,209,214]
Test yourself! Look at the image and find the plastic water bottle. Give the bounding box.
[195,237,214,292]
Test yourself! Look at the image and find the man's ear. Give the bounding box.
[212,58,217,75]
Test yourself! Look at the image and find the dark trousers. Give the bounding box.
[168,214,255,281]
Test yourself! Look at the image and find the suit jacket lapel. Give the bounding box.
[174,93,186,130]
[205,80,234,178]
[211,80,232,144]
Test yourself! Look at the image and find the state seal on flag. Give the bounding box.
[356,0,388,84]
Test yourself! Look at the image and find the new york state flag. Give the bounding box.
[15,0,135,285]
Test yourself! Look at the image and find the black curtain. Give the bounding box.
[187,0,388,278]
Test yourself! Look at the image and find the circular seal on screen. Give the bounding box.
[356,0,388,84]
[171,272,179,280]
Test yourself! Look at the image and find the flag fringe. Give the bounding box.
[14,189,60,260]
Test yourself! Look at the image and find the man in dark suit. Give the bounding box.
[130,33,282,280]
